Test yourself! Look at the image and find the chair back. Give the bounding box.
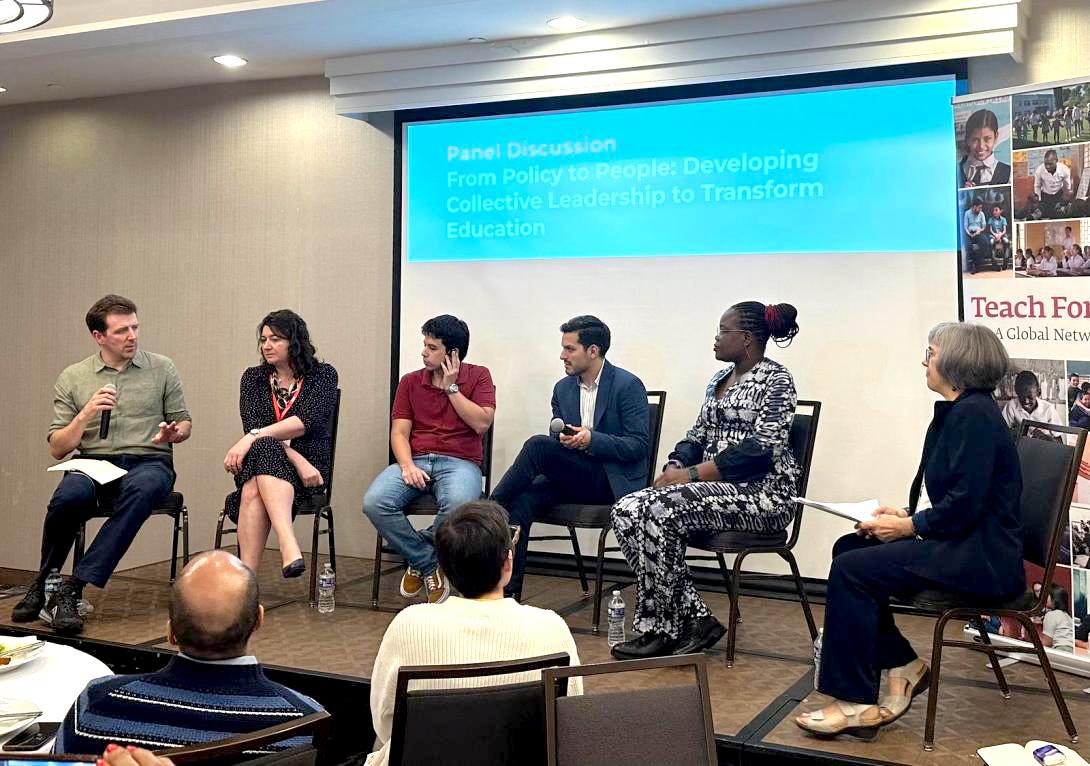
[784,400,822,547]
[543,654,715,766]
[158,710,331,765]
[482,423,495,494]
[1016,421,1085,600]
[322,388,343,503]
[644,390,667,488]
[390,653,571,766]
[236,746,317,765]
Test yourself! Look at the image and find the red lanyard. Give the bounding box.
[271,377,303,421]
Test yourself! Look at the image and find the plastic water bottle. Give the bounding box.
[317,563,336,614]
[812,628,824,689]
[43,569,63,623]
[607,590,626,647]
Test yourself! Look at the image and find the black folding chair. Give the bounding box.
[75,490,189,582]
[529,390,667,633]
[686,400,822,666]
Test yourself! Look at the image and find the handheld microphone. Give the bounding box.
[549,417,576,437]
[99,383,117,439]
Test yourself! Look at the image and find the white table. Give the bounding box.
[0,641,113,753]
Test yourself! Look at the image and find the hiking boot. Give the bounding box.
[11,581,45,623]
[400,568,424,598]
[424,569,450,604]
[47,581,84,635]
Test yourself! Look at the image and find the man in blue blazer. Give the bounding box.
[491,316,649,599]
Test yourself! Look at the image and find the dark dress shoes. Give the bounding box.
[673,616,727,655]
[610,631,679,660]
[282,558,306,579]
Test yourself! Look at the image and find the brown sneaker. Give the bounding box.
[424,569,450,604]
[399,568,424,598]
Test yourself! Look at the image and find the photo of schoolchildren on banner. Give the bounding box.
[958,76,1090,673]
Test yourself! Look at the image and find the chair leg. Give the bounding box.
[591,528,608,635]
[780,550,817,641]
[181,507,190,566]
[371,535,384,609]
[923,612,949,751]
[971,616,1011,699]
[1017,614,1079,743]
[725,551,748,668]
[714,553,740,624]
[74,523,86,568]
[326,508,337,572]
[214,511,226,550]
[568,527,589,595]
[309,511,321,607]
[169,511,181,582]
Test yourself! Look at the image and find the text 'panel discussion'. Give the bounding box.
[3,1,1090,765]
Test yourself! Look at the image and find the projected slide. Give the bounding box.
[404,79,957,261]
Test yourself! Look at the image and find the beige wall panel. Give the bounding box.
[0,77,393,573]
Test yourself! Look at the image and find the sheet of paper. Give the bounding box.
[793,497,880,524]
[47,458,127,485]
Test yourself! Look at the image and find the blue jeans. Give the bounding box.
[362,454,482,574]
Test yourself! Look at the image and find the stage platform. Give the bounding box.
[3,552,1089,766]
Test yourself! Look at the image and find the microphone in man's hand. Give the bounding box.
[99,383,117,439]
[549,417,576,437]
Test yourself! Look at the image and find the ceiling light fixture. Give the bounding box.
[546,16,586,32]
[467,36,487,43]
[212,54,248,68]
[0,0,54,34]
[0,86,7,93]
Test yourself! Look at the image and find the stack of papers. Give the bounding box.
[47,458,127,484]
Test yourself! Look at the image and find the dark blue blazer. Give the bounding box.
[551,360,650,499]
[907,389,1024,600]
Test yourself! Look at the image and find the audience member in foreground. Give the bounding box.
[796,322,1023,741]
[55,551,323,755]
[610,301,802,659]
[363,315,496,604]
[223,309,339,578]
[365,501,582,766]
[13,294,191,635]
[98,744,174,766]
[491,315,649,599]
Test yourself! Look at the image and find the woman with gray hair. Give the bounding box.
[796,322,1023,741]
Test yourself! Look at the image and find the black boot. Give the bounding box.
[610,631,678,659]
[673,616,727,655]
[47,580,84,635]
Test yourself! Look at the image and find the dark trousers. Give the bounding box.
[40,455,174,588]
[490,435,614,596]
[818,534,933,704]
[1041,190,1063,216]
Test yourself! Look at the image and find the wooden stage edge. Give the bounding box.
[3,552,1090,766]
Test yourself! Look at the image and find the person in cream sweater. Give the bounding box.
[365,500,583,766]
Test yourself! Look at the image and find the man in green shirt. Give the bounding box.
[12,295,192,634]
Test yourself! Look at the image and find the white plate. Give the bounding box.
[0,641,44,676]
[0,699,42,738]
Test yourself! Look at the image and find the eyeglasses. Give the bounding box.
[924,347,936,363]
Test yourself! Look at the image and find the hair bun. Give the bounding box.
[765,302,800,344]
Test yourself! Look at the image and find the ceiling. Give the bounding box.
[0,0,833,105]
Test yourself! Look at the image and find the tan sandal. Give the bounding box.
[794,700,882,740]
[879,659,931,725]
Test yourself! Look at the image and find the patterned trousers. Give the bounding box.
[611,480,793,639]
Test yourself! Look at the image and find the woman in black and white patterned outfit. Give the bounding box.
[610,301,801,659]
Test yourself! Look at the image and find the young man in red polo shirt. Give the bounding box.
[363,315,496,603]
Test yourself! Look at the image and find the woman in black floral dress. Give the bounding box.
[610,301,801,659]
[223,310,338,578]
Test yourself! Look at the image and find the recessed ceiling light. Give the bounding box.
[467,36,487,43]
[212,54,248,68]
[0,86,7,94]
[547,16,586,32]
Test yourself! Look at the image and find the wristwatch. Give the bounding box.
[687,466,700,482]
[446,383,460,395]
[248,428,262,438]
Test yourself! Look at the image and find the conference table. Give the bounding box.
[0,640,112,754]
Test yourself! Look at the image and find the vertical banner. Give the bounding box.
[957,78,1090,670]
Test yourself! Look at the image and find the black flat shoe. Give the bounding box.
[610,631,679,660]
[673,616,727,655]
[282,559,305,579]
